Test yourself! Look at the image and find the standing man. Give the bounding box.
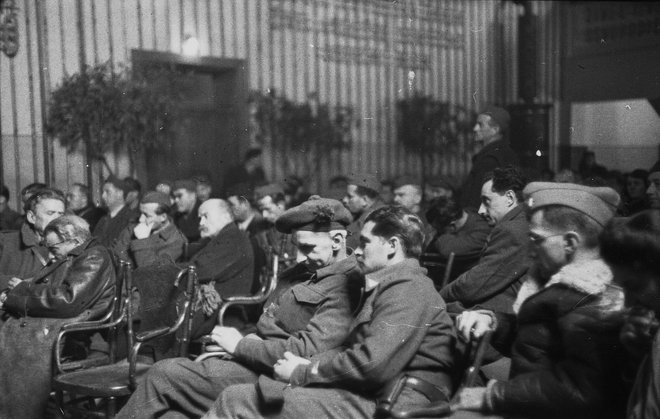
[93,175,139,248]
[342,172,383,250]
[453,182,626,418]
[0,188,65,289]
[116,197,360,419]
[216,206,455,418]
[441,166,529,314]
[113,191,187,268]
[459,106,517,210]
[173,179,201,243]
[66,183,106,231]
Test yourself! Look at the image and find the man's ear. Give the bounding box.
[387,236,401,258]
[331,232,345,251]
[505,190,516,206]
[26,210,36,225]
[563,231,580,255]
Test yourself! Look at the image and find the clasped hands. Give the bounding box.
[273,351,311,382]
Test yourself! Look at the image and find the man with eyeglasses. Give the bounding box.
[440,166,529,314]
[452,182,627,419]
[0,214,116,419]
[0,187,65,292]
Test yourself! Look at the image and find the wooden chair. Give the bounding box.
[195,255,279,362]
[377,330,493,418]
[51,262,199,418]
[420,252,455,290]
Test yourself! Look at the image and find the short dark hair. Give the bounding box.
[21,182,47,200]
[532,205,602,249]
[484,166,527,202]
[153,203,171,216]
[329,176,348,188]
[25,188,65,213]
[425,197,463,229]
[601,210,660,277]
[365,205,425,258]
[356,185,380,200]
[123,177,142,193]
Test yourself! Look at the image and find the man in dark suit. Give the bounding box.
[459,106,518,211]
[441,166,529,314]
[66,183,106,231]
[93,176,139,248]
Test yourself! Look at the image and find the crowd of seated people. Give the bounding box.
[0,108,658,418]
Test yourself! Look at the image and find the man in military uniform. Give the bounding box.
[116,197,361,419]
[342,172,383,250]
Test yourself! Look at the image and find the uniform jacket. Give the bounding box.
[289,258,455,400]
[233,255,362,374]
[113,220,187,268]
[93,204,139,248]
[3,238,116,319]
[0,223,49,289]
[174,200,201,243]
[459,139,518,210]
[428,210,491,260]
[485,258,627,419]
[440,205,529,313]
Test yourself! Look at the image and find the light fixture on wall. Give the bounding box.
[182,35,200,57]
[0,0,19,58]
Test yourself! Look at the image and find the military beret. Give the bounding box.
[173,179,196,192]
[481,106,510,132]
[393,174,421,190]
[254,183,285,202]
[523,182,620,227]
[140,191,171,209]
[275,196,352,234]
[649,160,660,174]
[348,172,381,194]
[104,175,131,194]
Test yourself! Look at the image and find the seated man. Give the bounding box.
[440,166,529,314]
[0,215,116,419]
[453,182,627,419]
[254,183,297,271]
[66,182,106,231]
[600,210,660,419]
[113,191,187,268]
[0,188,65,288]
[116,197,361,419]
[214,206,455,418]
[93,175,139,247]
[342,172,383,250]
[173,178,202,243]
[425,196,491,281]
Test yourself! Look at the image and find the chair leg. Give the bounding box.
[106,397,116,418]
[54,390,65,418]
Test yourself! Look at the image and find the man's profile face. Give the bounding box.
[28,198,65,234]
[228,196,250,222]
[101,183,124,209]
[393,185,421,211]
[198,202,225,238]
[66,186,87,211]
[647,172,660,209]
[528,210,567,280]
[477,180,510,226]
[257,195,284,223]
[294,230,335,270]
[473,114,498,148]
[354,221,390,274]
[173,188,197,214]
[342,185,366,215]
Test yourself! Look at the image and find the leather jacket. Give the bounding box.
[3,238,116,319]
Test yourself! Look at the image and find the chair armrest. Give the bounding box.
[389,402,452,418]
[135,326,171,342]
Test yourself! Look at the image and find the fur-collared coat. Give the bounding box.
[483,258,628,419]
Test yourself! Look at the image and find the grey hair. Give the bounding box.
[43,214,91,243]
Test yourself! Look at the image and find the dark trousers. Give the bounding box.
[115,357,258,419]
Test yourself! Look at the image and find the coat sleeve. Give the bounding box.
[288,280,448,390]
[4,249,114,318]
[129,230,187,268]
[440,224,528,307]
[487,308,618,416]
[233,278,354,372]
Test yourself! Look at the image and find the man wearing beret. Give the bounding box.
[113,191,187,268]
[172,179,202,244]
[343,172,384,250]
[459,106,518,211]
[453,182,627,418]
[93,175,139,248]
[441,166,529,313]
[646,160,660,209]
[116,197,362,419]
[214,205,455,418]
